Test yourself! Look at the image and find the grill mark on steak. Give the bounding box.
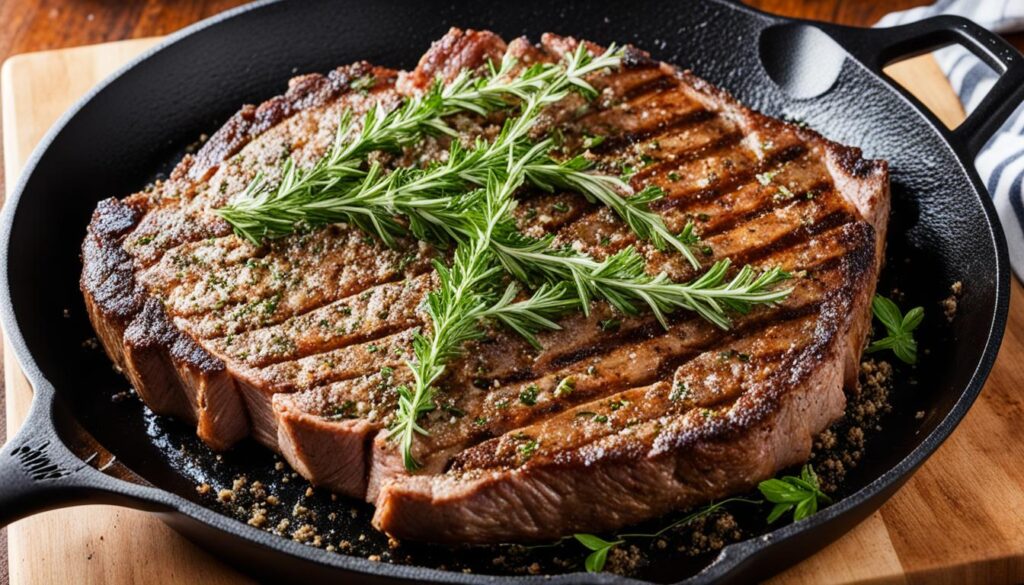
[440,314,823,478]
[245,327,417,394]
[449,313,825,472]
[668,152,835,232]
[586,91,709,137]
[184,258,432,341]
[690,184,837,239]
[628,130,747,182]
[204,273,432,368]
[478,297,825,409]
[588,108,718,152]
[724,208,857,266]
[467,250,846,394]
[653,144,808,211]
[618,74,678,103]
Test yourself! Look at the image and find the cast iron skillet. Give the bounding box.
[0,0,1017,582]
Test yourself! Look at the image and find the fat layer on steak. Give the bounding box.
[81,28,889,543]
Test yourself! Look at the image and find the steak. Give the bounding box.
[81,28,888,543]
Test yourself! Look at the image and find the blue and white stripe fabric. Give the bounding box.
[878,0,1024,280]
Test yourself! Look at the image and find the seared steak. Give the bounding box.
[82,29,888,543]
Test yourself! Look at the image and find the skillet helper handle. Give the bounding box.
[0,389,161,526]
[829,15,1024,158]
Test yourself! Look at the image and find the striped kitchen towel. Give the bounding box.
[878,0,1024,280]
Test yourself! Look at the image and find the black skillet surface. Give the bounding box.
[0,1,1018,583]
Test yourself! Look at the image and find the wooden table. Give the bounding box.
[2,1,1023,584]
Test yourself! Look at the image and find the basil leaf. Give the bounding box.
[871,294,903,332]
[574,533,616,551]
[766,502,793,524]
[585,546,611,573]
[902,306,924,331]
[759,479,812,503]
[793,496,816,521]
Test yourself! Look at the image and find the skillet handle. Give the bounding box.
[826,15,1024,158]
[0,387,169,526]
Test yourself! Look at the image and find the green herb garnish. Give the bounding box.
[758,464,832,524]
[519,384,539,406]
[866,294,923,365]
[554,376,576,397]
[219,45,705,268]
[669,381,689,402]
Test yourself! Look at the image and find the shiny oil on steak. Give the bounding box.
[81,28,889,544]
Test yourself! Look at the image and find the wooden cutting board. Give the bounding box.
[3,39,1023,585]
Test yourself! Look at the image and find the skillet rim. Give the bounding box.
[0,0,1011,583]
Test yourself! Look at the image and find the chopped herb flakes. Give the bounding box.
[669,381,689,402]
[519,384,539,406]
[517,438,539,461]
[755,170,778,186]
[554,377,576,397]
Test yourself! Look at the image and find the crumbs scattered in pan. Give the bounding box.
[810,359,893,494]
[941,281,962,323]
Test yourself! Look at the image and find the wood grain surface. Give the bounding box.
[1,1,1022,584]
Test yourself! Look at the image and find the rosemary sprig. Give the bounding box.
[526,158,702,267]
[490,224,792,329]
[218,44,704,268]
[389,173,575,470]
[218,51,559,238]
